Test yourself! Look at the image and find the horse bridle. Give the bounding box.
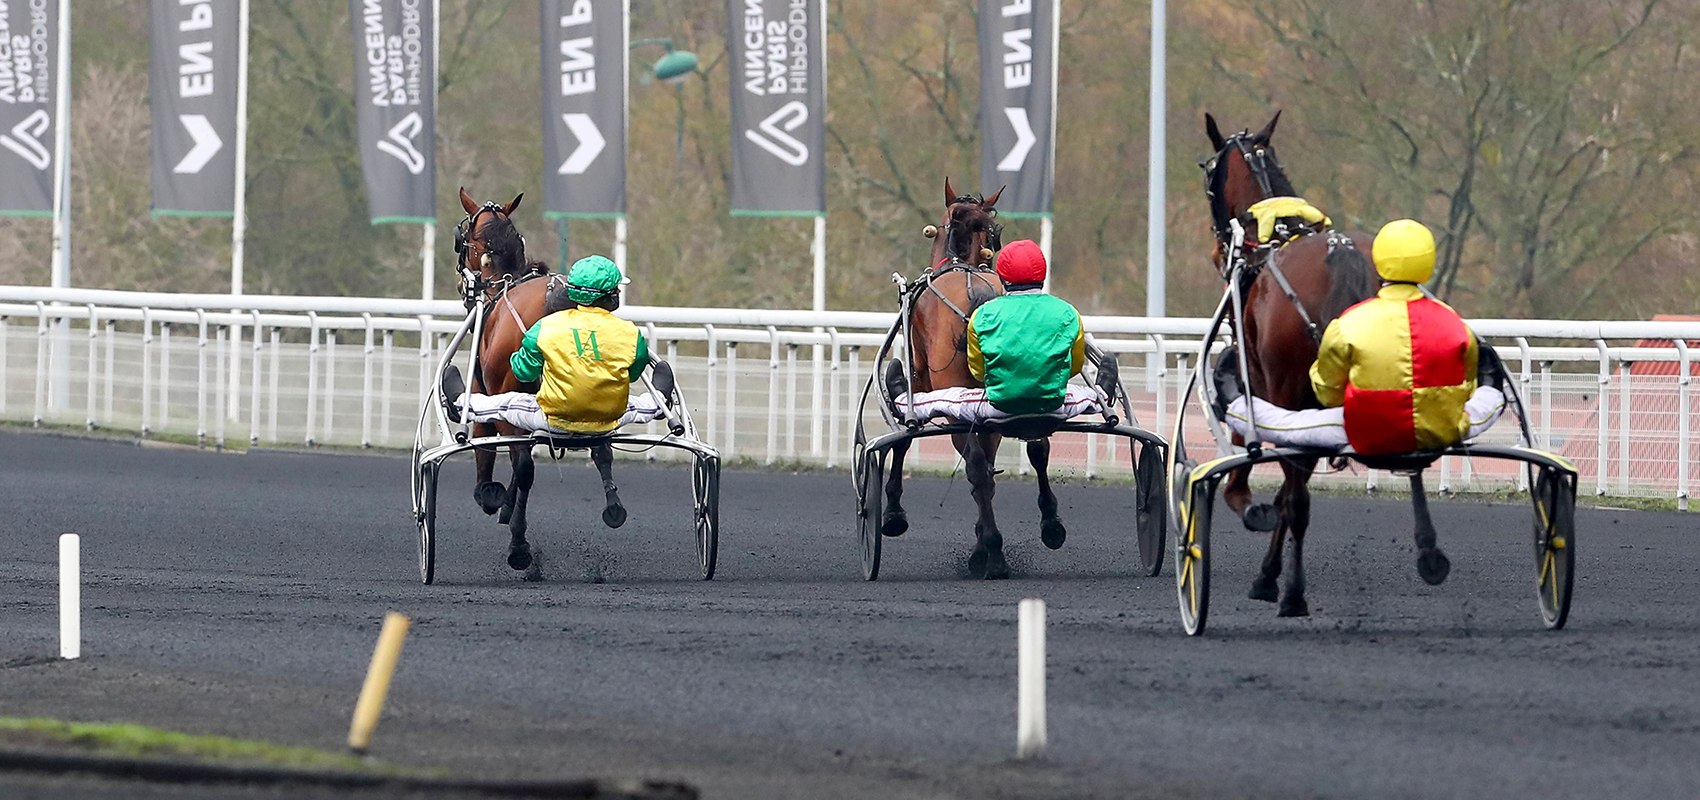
[454,202,544,306]
[939,195,1004,265]
[1200,132,1280,245]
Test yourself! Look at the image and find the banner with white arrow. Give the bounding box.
[349,0,436,224]
[150,0,239,215]
[727,0,825,216]
[978,0,1057,216]
[0,0,60,215]
[541,0,625,219]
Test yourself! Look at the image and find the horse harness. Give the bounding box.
[1201,131,1351,345]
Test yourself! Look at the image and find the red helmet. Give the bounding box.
[995,240,1046,285]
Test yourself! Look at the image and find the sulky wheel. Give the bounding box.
[417,460,439,585]
[1134,442,1167,577]
[1532,466,1575,629]
[1174,472,1212,636]
[692,455,721,580]
[857,450,884,581]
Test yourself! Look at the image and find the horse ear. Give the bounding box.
[503,193,524,215]
[944,176,957,207]
[1205,114,1225,151]
[983,186,1004,210]
[1256,110,1282,143]
[459,187,478,216]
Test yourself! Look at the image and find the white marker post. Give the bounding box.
[59,533,79,660]
[1017,598,1046,759]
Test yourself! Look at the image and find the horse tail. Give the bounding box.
[1320,240,1377,324]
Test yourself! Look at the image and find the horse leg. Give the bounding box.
[1248,486,1284,604]
[1410,472,1450,585]
[881,438,910,537]
[1225,463,1279,532]
[962,432,1008,580]
[592,443,627,528]
[1277,459,1315,617]
[473,422,505,515]
[1027,439,1066,549]
[505,445,535,571]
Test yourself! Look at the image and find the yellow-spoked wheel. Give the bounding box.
[1532,467,1576,629]
[1176,477,1212,636]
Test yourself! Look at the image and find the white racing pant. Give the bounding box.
[1222,386,1507,449]
[894,384,1103,424]
[460,392,665,435]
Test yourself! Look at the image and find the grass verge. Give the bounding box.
[0,717,428,776]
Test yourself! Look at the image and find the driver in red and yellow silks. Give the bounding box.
[1222,220,1507,454]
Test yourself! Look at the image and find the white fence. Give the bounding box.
[1,286,1697,506]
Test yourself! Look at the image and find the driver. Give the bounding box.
[441,255,670,435]
[1219,219,1506,454]
[887,240,1114,423]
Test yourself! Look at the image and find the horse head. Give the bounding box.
[1200,112,1298,246]
[455,188,533,297]
[924,177,1004,269]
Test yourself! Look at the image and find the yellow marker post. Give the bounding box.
[348,611,410,753]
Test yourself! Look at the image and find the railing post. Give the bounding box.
[766,326,780,465]
[725,341,738,459]
[306,311,320,446]
[215,324,227,449]
[0,315,9,417]
[248,310,262,445]
[1595,340,1611,496]
[159,322,172,433]
[1540,361,1552,451]
[1516,338,1532,492]
[1152,335,1167,437]
[141,308,153,435]
[810,338,824,459]
[197,309,208,446]
[787,342,799,460]
[104,319,115,424]
[1619,360,1631,497]
[84,305,97,430]
[268,326,281,443]
[362,314,374,448]
[1676,340,1691,511]
[846,345,860,461]
[381,329,394,446]
[325,330,338,445]
[704,325,717,451]
[33,302,47,426]
[827,328,841,467]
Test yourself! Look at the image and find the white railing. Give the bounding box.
[1,286,1695,506]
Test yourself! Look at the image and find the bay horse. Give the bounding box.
[881,179,1074,580]
[1200,113,1379,616]
[455,188,626,572]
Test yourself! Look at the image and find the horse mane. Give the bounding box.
[1320,242,1377,323]
[1208,140,1300,233]
[479,214,532,278]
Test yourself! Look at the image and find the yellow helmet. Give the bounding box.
[1371,220,1436,283]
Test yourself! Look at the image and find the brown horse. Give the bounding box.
[881,179,1074,579]
[1200,113,1378,616]
[454,188,626,572]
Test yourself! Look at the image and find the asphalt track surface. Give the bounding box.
[3,428,1700,799]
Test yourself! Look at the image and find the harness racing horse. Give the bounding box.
[881,179,1078,579]
[1199,113,1380,615]
[455,188,627,572]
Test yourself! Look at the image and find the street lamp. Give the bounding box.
[630,38,699,187]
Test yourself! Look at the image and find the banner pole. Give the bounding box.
[812,215,825,313]
[423,0,440,301]
[1039,216,1054,293]
[232,0,250,296]
[1145,0,1167,390]
[47,0,72,412]
[421,224,435,300]
[615,216,629,301]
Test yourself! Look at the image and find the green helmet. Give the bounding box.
[564,255,625,303]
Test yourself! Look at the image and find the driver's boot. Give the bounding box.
[651,360,678,404]
[1211,347,1243,421]
[884,359,910,421]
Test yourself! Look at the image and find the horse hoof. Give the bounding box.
[475,482,506,516]
[1278,596,1310,617]
[966,547,989,578]
[985,553,1011,580]
[602,499,627,529]
[1417,547,1451,585]
[1040,517,1067,550]
[507,544,533,571]
[880,511,908,538]
[1248,579,1279,603]
[1242,504,1280,532]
